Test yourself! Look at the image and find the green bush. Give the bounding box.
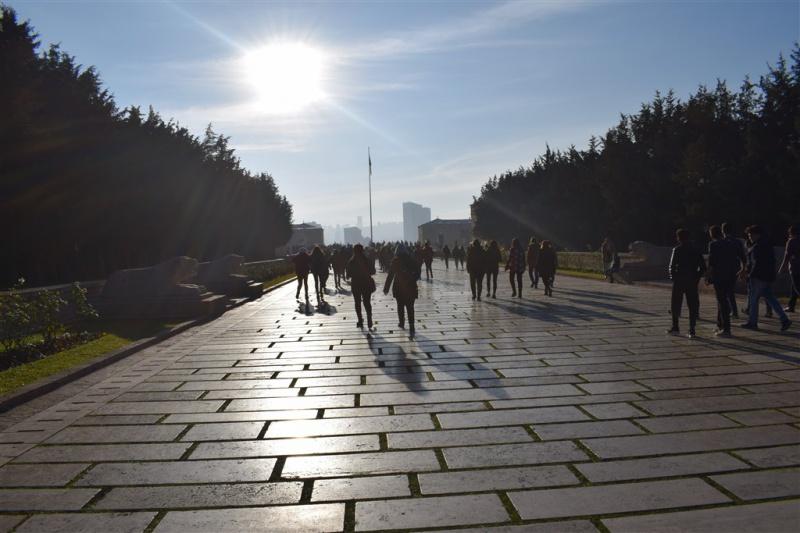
[0,278,33,352]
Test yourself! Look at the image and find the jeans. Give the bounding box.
[509,271,523,295]
[712,279,734,332]
[747,279,788,326]
[528,265,539,287]
[486,270,498,295]
[353,289,372,325]
[469,273,485,299]
[788,269,800,311]
[671,280,699,331]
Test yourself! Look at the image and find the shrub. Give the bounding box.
[0,278,33,352]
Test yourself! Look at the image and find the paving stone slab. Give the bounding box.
[13,443,191,463]
[283,450,441,478]
[355,494,509,531]
[388,427,532,449]
[634,413,738,433]
[0,487,99,511]
[575,452,749,482]
[710,468,800,499]
[419,464,578,494]
[181,421,265,441]
[437,406,589,429]
[311,475,411,502]
[266,414,434,438]
[46,424,185,444]
[0,462,88,487]
[508,478,729,520]
[0,515,25,533]
[725,409,799,426]
[734,444,800,467]
[14,512,155,533]
[154,503,345,532]
[425,522,599,533]
[191,435,379,459]
[534,420,643,440]
[602,500,800,532]
[96,481,303,509]
[77,458,277,486]
[582,425,800,458]
[443,441,588,469]
[93,400,224,415]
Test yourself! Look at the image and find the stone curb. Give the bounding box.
[0,275,297,413]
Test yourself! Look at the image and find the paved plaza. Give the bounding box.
[0,263,799,532]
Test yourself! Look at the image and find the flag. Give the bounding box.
[368,147,372,177]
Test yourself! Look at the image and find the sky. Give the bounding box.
[8,0,799,228]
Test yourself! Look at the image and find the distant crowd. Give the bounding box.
[286,223,799,339]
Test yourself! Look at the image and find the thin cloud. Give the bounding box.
[339,1,596,60]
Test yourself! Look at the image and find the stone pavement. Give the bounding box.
[0,262,798,532]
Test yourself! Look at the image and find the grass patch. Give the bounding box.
[0,319,174,397]
[558,269,606,281]
[263,272,296,290]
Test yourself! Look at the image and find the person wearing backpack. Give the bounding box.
[384,244,421,335]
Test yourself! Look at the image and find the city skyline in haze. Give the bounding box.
[8,0,798,226]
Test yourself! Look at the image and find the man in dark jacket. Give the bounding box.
[706,225,739,337]
[668,229,706,338]
[466,239,486,300]
[722,223,746,319]
[779,224,800,313]
[741,226,791,331]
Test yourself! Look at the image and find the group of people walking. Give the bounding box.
[668,224,797,338]
[466,237,557,300]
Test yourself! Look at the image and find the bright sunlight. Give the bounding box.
[241,42,326,114]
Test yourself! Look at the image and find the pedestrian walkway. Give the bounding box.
[0,262,798,532]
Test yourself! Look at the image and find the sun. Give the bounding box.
[241,42,326,114]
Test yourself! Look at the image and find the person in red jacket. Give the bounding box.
[291,248,311,303]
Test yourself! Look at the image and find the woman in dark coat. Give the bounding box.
[466,239,486,300]
[526,237,540,288]
[383,244,420,334]
[505,238,526,298]
[310,246,328,304]
[537,240,558,297]
[291,248,311,303]
[346,244,376,329]
[485,240,502,298]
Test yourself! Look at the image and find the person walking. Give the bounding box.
[455,244,466,270]
[526,237,540,288]
[741,226,774,319]
[706,225,740,337]
[741,225,792,331]
[347,244,376,329]
[334,248,349,290]
[383,244,420,335]
[505,238,525,298]
[310,246,328,304]
[291,248,311,304]
[485,240,502,298]
[722,223,746,319]
[423,241,434,279]
[779,224,800,313]
[442,244,451,270]
[601,237,619,283]
[467,239,486,300]
[667,229,706,338]
[537,240,558,297]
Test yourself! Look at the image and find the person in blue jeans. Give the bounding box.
[741,225,792,332]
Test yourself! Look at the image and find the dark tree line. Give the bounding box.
[472,46,800,251]
[0,7,293,288]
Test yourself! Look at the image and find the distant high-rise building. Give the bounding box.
[403,202,431,242]
[343,226,364,245]
[357,216,363,230]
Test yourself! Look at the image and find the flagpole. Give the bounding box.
[368,147,374,244]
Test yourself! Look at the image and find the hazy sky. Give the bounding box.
[9,0,799,226]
